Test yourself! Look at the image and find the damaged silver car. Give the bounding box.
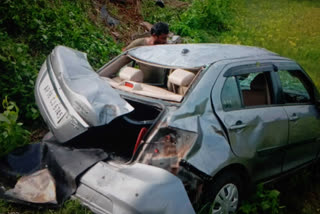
[15,44,320,213]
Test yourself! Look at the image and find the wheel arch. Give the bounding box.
[211,163,251,187]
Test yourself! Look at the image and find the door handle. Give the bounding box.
[229,120,247,130]
[289,113,299,121]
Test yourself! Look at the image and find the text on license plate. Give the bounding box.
[39,75,67,125]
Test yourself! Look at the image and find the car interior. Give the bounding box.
[241,73,272,106]
[99,55,201,102]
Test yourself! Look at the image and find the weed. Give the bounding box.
[0,199,92,214]
[238,184,284,214]
[0,97,30,157]
[170,0,235,42]
[0,0,121,124]
[141,0,235,42]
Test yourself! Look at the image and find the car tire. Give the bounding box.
[201,171,244,214]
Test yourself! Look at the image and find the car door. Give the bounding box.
[212,62,289,181]
[274,63,320,171]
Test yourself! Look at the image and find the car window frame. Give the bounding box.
[220,63,277,112]
[273,62,317,106]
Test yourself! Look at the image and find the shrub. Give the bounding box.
[170,0,235,42]
[238,184,284,214]
[0,0,121,124]
[0,97,30,157]
[0,31,40,121]
[0,0,120,68]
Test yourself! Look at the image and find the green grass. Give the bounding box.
[0,199,93,214]
[214,0,320,89]
[214,1,320,212]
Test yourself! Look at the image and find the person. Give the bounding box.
[123,22,169,51]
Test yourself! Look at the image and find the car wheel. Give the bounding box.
[204,171,244,214]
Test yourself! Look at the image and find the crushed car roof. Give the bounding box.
[128,44,279,68]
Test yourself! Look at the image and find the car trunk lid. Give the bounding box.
[35,46,134,142]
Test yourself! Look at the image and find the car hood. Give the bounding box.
[35,46,134,142]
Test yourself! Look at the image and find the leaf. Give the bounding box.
[0,114,10,123]
[269,190,280,198]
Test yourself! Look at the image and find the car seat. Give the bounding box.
[167,69,195,95]
[243,73,271,106]
[113,67,144,83]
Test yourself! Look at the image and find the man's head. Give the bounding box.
[150,22,169,44]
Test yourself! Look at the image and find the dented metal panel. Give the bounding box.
[163,63,236,178]
[75,161,195,214]
[212,60,289,181]
[128,44,278,68]
[35,46,134,142]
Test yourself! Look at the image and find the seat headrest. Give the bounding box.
[119,67,143,82]
[168,69,195,86]
[250,73,267,91]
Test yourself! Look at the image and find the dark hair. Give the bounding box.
[151,22,169,36]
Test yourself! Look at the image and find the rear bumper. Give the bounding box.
[75,161,195,214]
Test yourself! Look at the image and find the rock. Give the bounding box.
[100,5,120,27]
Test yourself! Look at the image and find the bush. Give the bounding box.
[0,0,121,124]
[170,0,235,42]
[0,0,120,68]
[141,0,188,24]
[0,31,40,121]
[0,97,30,157]
[238,184,284,214]
[141,0,235,43]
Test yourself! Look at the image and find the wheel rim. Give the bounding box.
[211,183,239,214]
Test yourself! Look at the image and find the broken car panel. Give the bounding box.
[35,46,134,142]
[1,44,320,214]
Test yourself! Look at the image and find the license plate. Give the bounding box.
[39,75,67,126]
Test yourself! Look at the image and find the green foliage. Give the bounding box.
[0,0,121,124]
[216,0,320,90]
[0,0,120,68]
[53,200,93,214]
[0,200,9,213]
[141,1,186,24]
[0,31,40,121]
[0,97,30,157]
[0,199,93,214]
[141,0,235,42]
[238,184,283,214]
[170,0,235,42]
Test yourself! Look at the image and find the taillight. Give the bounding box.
[137,128,198,175]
